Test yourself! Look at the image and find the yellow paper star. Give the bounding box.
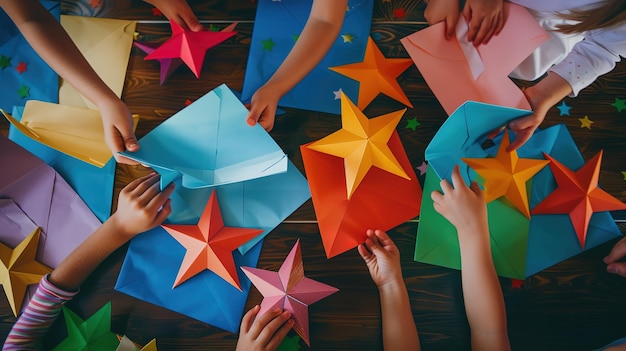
[0,228,52,316]
[329,37,413,110]
[341,33,354,43]
[579,115,594,129]
[462,131,550,218]
[307,92,410,199]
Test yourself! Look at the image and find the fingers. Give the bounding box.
[256,310,292,346]
[439,177,453,195]
[265,315,294,350]
[240,305,260,334]
[469,181,483,198]
[430,190,444,206]
[449,165,464,191]
[471,17,491,45]
[506,129,533,152]
[444,13,457,40]
[248,308,282,340]
[494,11,504,35]
[178,12,202,32]
[258,108,276,132]
[604,237,626,264]
[122,172,158,194]
[246,107,261,127]
[487,126,505,140]
[113,153,140,166]
[124,134,139,152]
[607,262,626,278]
[146,182,175,213]
[357,243,372,261]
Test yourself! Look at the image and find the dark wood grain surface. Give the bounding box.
[1,1,626,350]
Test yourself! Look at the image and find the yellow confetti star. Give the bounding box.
[341,33,354,43]
[579,115,594,129]
[621,171,626,180]
[462,131,550,218]
[307,92,410,199]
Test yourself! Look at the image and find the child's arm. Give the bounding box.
[246,0,348,131]
[431,165,510,351]
[0,0,139,164]
[235,305,293,351]
[358,229,420,351]
[143,0,202,32]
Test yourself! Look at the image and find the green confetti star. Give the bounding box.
[16,84,30,99]
[0,54,12,70]
[277,335,301,351]
[209,24,220,31]
[405,117,420,131]
[261,38,276,51]
[292,34,300,42]
[611,97,626,113]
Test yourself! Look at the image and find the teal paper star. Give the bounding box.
[0,55,11,70]
[16,85,30,99]
[405,117,420,131]
[261,38,275,51]
[52,302,119,351]
[556,101,571,116]
[611,98,626,113]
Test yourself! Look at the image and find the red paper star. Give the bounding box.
[162,191,262,290]
[145,20,237,78]
[15,61,27,74]
[393,8,407,18]
[531,151,626,248]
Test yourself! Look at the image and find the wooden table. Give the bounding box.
[1,1,626,350]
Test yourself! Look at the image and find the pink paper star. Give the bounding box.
[162,191,262,290]
[241,240,339,346]
[15,61,27,74]
[145,20,237,78]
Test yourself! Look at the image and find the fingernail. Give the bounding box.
[288,319,294,326]
[608,266,619,274]
[603,256,609,264]
[282,311,291,318]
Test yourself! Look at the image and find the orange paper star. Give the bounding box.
[531,151,626,248]
[307,92,410,199]
[329,37,413,110]
[162,191,262,290]
[462,131,550,217]
[0,228,52,316]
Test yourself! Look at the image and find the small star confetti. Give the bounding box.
[405,117,420,131]
[556,101,571,116]
[261,38,275,51]
[333,88,343,100]
[292,34,300,42]
[341,33,354,43]
[89,0,101,8]
[16,84,30,99]
[184,99,193,106]
[611,97,626,113]
[621,171,626,180]
[578,115,593,129]
[152,7,163,16]
[209,24,220,31]
[393,8,407,19]
[15,61,28,74]
[416,161,428,176]
[511,279,524,289]
[0,55,12,70]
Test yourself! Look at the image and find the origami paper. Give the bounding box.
[531,151,626,248]
[425,101,531,185]
[117,336,158,351]
[0,227,52,316]
[2,101,139,167]
[308,92,410,198]
[0,1,59,113]
[116,231,263,333]
[241,0,374,114]
[329,37,413,110]
[301,96,421,258]
[462,131,550,218]
[120,84,287,190]
[144,20,237,78]
[59,16,136,109]
[241,240,339,346]
[162,191,263,290]
[8,106,115,221]
[400,2,549,115]
[133,41,183,85]
[52,302,119,351]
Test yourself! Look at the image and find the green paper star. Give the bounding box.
[0,54,12,70]
[52,302,119,351]
[405,117,420,131]
[621,171,626,180]
[611,98,626,113]
[277,335,301,351]
[261,38,276,51]
[16,84,30,99]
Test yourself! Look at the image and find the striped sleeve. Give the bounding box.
[2,274,79,351]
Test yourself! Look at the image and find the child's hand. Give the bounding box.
[98,97,140,165]
[109,173,175,239]
[246,84,280,132]
[358,230,404,290]
[430,165,488,237]
[424,0,460,40]
[143,0,203,32]
[604,236,626,277]
[463,0,504,45]
[235,305,293,351]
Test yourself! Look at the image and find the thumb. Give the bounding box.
[121,129,139,151]
[183,15,203,32]
[604,237,626,264]
[246,104,264,127]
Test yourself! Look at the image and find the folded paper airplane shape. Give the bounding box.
[52,302,119,351]
[400,2,549,115]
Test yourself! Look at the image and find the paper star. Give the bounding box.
[405,117,420,131]
[333,88,343,100]
[621,171,626,180]
[579,115,593,129]
[531,151,626,248]
[0,54,11,70]
[611,97,626,112]
[162,191,263,290]
[261,38,276,51]
[416,161,428,176]
[241,240,339,346]
[0,228,52,316]
[15,61,28,74]
[145,20,237,78]
[462,131,550,218]
[307,92,410,198]
[53,302,119,351]
[511,279,524,289]
[556,101,571,116]
[341,33,354,43]
[393,8,407,18]
[16,84,30,98]
[329,37,413,109]
[116,335,158,351]
[134,41,183,85]
[152,7,163,16]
